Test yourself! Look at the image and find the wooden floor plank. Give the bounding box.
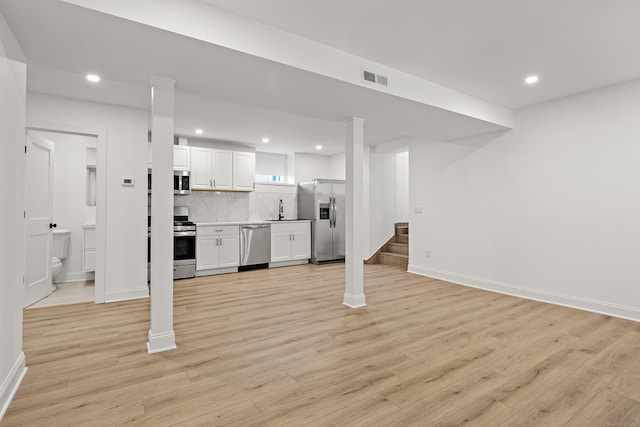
[564,391,640,427]
[4,263,640,425]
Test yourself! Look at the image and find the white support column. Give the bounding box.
[343,117,366,308]
[147,77,176,354]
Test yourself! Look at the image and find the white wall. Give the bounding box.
[396,151,409,221]
[294,153,331,183]
[27,93,149,302]
[294,152,347,183]
[33,131,97,283]
[329,153,346,180]
[368,152,399,256]
[0,12,27,420]
[408,78,640,321]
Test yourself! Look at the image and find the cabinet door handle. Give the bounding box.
[214,179,216,187]
[292,234,295,241]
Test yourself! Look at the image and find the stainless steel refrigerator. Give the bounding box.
[297,179,345,264]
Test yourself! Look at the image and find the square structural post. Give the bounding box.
[344,117,366,308]
[147,77,177,354]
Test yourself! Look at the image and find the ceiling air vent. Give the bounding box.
[363,70,376,83]
[361,67,389,89]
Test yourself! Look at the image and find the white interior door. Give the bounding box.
[24,132,55,307]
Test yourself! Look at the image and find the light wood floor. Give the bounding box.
[5,264,640,426]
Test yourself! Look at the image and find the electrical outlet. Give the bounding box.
[414,207,423,214]
[426,250,431,258]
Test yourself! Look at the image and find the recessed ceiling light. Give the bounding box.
[262,137,269,143]
[86,74,101,83]
[316,145,323,150]
[195,129,203,135]
[525,75,539,85]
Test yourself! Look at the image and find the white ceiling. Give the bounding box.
[2,0,639,154]
[201,0,640,109]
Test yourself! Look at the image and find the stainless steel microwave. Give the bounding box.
[174,170,191,195]
[147,169,191,195]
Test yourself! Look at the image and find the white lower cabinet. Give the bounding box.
[83,225,96,272]
[271,230,293,262]
[270,222,310,263]
[196,225,239,271]
[291,230,311,260]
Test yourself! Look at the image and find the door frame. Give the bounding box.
[26,120,108,304]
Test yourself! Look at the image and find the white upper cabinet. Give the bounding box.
[190,146,255,191]
[190,147,213,190]
[147,144,192,171]
[233,151,255,191]
[190,147,232,190]
[173,145,191,171]
[213,150,233,190]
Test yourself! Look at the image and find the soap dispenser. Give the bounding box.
[278,199,284,220]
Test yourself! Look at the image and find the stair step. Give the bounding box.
[395,235,408,244]
[395,225,409,235]
[380,251,408,258]
[386,242,408,255]
[379,252,408,269]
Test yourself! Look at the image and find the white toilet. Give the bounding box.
[51,228,71,281]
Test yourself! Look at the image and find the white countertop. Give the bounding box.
[195,220,311,226]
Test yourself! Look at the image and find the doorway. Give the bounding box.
[24,122,107,306]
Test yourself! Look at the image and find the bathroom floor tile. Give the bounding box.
[27,281,95,309]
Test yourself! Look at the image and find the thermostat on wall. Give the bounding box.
[122,177,135,187]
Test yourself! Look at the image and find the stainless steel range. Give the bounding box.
[148,207,196,280]
[172,207,196,279]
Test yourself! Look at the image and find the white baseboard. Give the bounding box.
[195,267,238,277]
[147,330,176,354]
[343,292,367,308]
[408,264,640,322]
[104,287,149,303]
[269,259,309,268]
[0,352,27,422]
[54,271,94,284]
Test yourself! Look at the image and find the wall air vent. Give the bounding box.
[361,67,389,89]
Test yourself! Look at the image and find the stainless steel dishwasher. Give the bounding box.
[239,224,271,267]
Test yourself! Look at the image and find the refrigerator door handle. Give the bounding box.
[330,194,337,228]
[329,195,334,228]
[333,194,337,228]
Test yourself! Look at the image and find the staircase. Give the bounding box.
[366,222,409,269]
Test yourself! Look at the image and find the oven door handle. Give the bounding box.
[174,231,196,237]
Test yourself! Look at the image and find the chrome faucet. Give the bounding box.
[278,199,284,220]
